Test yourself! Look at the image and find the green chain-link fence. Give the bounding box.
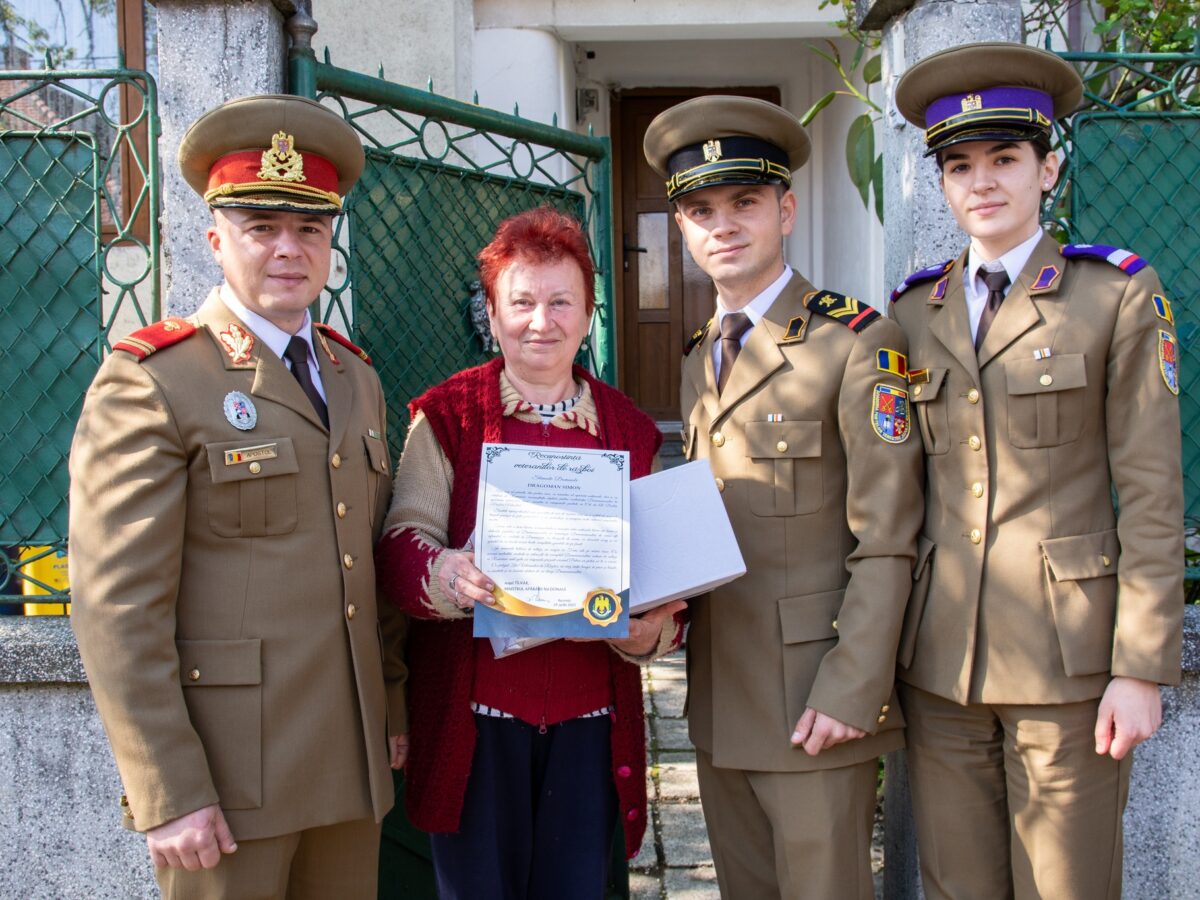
[292,53,613,465]
[1047,47,1200,557]
[0,67,159,609]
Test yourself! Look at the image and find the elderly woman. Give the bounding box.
[376,206,686,900]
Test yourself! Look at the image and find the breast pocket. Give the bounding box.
[1004,354,1087,448]
[745,421,822,516]
[363,432,391,524]
[909,368,950,455]
[205,438,299,537]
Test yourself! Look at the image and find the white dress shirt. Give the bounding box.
[963,228,1043,343]
[712,266,794,380]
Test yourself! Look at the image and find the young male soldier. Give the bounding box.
[69,95,408,898]
[643,95,924,899]
[890,42,1183,899]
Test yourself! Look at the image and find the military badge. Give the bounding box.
[782,316,806,343]
[930,276,948,303]
[223,391,258,430]
[872,383,910,443]
[877,348,908,378]
[1152,294,1174,325]
[582,589,622,627]
[1030,265,1061,293]
[1159,329,1180,395]
[219,322,255,364]
[702,139,723,162]
[258,131,306,183]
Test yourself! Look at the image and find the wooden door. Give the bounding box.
[613,87,781,421]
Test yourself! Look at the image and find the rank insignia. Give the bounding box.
[1152,294,1174,325]
[782,316,806,343]
[583,588,622,627]
[805,290,881,332]
[219,322,255,364]
[877,348,908,379]
[872,383,911,443]
[1030,265,1061,293]
[1060,243,1147,275]
[929,276,948,303]
[314,323,373,365]
[223,391,258,431]
[1159,329,1180,395]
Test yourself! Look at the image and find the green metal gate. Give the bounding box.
[1047,46,1200,567]
[0,66,160,608]
[290,49,615,467]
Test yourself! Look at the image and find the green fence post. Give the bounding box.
[593,137,617,386]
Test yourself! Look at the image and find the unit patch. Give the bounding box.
[1159,329,1180,395]
[877,348,908,379]
[223,391,258,430]
[219,322,255,364]
[1152,294,1174,325]
[872,383,910,443]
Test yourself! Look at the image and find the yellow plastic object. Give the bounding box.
[19,546,70,615]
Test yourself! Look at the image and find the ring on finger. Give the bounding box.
[449,573,460,592]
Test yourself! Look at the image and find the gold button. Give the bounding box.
[881,704,890,713]
[1101,554,1112,566]
[331,452,342,469]
[969,529,982,544]
[711,432,725,448]
[913,385,923,398]
[248,461,262,475]
[971,482,984,498]
[967,388,980,404]
[343,553,354,569]
[877,715,887,724]
[831,619,838,631]
[968,435,981,451]
[776,441,788,453]
[188,668,200,682]
[336,502,347,518]
[1040,373,1053,386]
[714,477,725,493]
[346,603,357,620]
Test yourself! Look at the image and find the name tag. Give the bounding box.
[224,443,279,466]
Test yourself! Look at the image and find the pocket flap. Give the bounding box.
[779,589,844,644]
[913,535,936,580]
[177,639,262,686]
[206,438,299,483]
[909,367,947,403]
[1005,353,1087,396]
[1041,529,1119,581]
[745,420,821,459]
[363,433,390,475]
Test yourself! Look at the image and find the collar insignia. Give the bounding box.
[1030,264,1061,293]
[219,322,255,364]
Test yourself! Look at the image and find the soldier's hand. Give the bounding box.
[389,734,410,770]
[607,600,687,657]
[1095,676,1162,760]
[791,708,866,757]
[439,549,496,611]
[146,803,237,870]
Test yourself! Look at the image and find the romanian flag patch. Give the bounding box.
[1152,294,1174,326]
[877,348,908,379]
[872,383,911,443]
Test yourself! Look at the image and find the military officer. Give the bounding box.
[643,96,924,899]
[69,95,408,898]
[889,42,1184,899]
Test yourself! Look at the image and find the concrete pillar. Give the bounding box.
[155,0,290,316]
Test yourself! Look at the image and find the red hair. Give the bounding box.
[477,206,596,313]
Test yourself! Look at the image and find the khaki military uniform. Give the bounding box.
[889,234,1183,899]
[69,290,406,894]
[682,271,924,898]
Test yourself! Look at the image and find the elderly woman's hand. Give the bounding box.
[439,549,496,611]
[606,600,687,658]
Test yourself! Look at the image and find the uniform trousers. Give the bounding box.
[695,749,876,900]
[155,816,380,899]
[429,712,618,900]
[900,683,1132,900]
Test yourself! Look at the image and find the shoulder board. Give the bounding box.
[1060,243,1147,275]
[890,259,954,302]
[804,290,881,333]
[684,318,712,356]
[314,323,372,365]
[112,318,196,361]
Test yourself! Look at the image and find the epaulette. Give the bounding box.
[1060,243,1147,275]
[804,290,881,333]
[684,318,712,356]
[890,259,954,302]
[314,323,372,365]
[112,318,196,361]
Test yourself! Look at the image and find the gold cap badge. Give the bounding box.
[702,139,723,162]
[258,131,306,183]
[960,93,983,113]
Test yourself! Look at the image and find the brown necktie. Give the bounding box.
[717,312,753,395]
[974,268,1010,352]
[284,336,329,428]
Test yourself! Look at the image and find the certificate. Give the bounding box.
[473,443,630,639]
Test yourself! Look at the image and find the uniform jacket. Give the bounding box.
[682,270,925,772]
[889,234,1183,704]
[69,289,407,840]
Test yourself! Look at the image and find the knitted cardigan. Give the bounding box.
[378,356,667,859]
